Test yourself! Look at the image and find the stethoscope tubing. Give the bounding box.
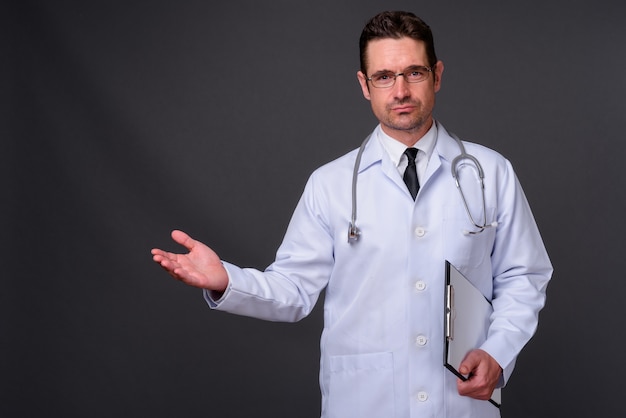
[348,134,372,242]
[348,132,496,243]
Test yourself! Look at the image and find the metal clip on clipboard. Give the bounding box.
[445,284,454,342]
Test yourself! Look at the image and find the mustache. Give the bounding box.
[389,99,419,107]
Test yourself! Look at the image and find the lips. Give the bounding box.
[389,101,418,113]
[392,105,416,113]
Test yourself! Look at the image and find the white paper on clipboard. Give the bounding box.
[444,260,501,408]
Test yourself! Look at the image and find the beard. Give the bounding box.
[380,99,432,134]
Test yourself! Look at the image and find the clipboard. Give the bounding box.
[444,260,501,408]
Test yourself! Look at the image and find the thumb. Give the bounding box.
[459,352,479,376]
[459,364,470,376]
[171,229,195,251]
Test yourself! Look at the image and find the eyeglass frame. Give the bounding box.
[365,65,434,88]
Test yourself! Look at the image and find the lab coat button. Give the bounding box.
[417,391,428,402]
[415,281,426,291]
[414,227,426,237]
[415,335,428,346]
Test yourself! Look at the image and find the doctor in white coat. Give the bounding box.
[152,11,552,418]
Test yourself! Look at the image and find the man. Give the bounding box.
[152,11,552,418]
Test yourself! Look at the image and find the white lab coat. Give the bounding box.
[206,121,553,418]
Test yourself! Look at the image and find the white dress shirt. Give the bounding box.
[378,121,437,183]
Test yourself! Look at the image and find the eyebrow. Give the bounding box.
[370,65,428,75]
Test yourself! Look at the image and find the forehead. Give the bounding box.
[365,37,428,72]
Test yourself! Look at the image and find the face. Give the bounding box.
[357,37,444,145]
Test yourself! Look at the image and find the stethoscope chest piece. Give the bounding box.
[348,222,360,243]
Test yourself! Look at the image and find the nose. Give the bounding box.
[392,74,411,99]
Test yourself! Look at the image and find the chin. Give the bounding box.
[387,119,427,133]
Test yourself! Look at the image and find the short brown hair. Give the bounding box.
[359,11,438,74]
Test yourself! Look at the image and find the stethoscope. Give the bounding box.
[348,132,498,243]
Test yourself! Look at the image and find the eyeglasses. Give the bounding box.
[366,66,433,88]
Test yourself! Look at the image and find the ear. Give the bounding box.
[433,60,444,93]
[357,71,371,101]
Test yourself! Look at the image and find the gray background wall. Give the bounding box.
[3,0,625,416]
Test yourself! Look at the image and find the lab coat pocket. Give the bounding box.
[443,205,496,270]
[328,352,395,418]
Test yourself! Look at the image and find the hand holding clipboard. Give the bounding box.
[444,261,502,408]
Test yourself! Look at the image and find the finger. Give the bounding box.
[457,375,487,398]
[151,248,166,257]
[171,230,195,252]
[151,248,185,265]
[159,260,194,284]
[458,386,490,400]
[153,254,177,270]
[152,248,176,262]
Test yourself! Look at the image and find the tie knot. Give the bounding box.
[404,147,418,164]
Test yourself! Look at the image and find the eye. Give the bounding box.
[373,72,394,82]
[405,67,429,82]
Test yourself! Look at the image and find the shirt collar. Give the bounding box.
[376,121,438,167]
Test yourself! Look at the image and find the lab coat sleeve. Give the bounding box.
[203,171,334,322]
[479,158,553,385]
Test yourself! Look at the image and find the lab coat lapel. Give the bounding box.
[358,132,416,195]
[356,123,462,195]
[421,121,460,186]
